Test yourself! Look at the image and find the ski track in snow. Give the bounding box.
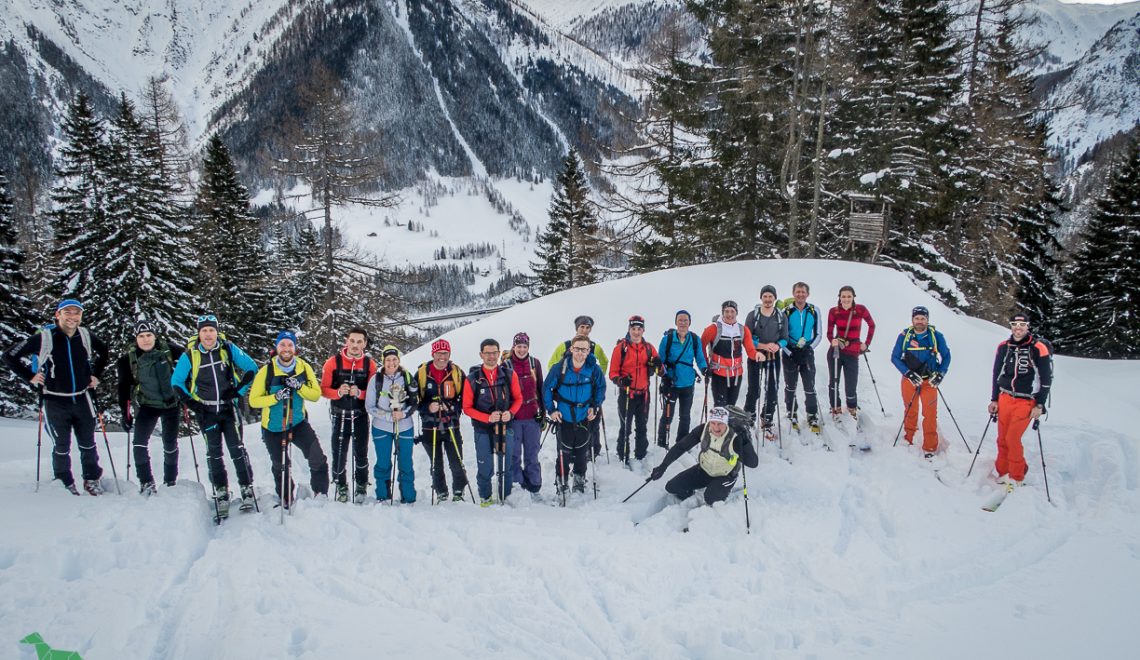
[1,260,1139,658]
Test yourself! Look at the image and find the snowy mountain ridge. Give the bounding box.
[0,260,1137,658]
[1025,0,1140,73]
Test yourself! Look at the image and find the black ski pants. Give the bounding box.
[827,348,860,410]
[44,394,101,485]
[330,410,370,488]
[419,425,469,496]
[710,373,742,408]
[665,465,739,505]
[656,385,694,448]
[782,348,819,417]
[132,404,180,485]
[556,421,592,481]
[617,388,650,461]
[262,419,330,501]
[745,358,782,425]
[198,406,253,489]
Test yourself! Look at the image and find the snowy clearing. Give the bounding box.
[1,260,1138,659]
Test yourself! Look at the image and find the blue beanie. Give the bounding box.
[275,330,298,348]
[675,309,691,320]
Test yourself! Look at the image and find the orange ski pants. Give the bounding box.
[995,393,1035,482]
[901,378,939,453]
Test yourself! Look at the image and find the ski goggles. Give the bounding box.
[197,315,218,323]
[1009,321,1029,328]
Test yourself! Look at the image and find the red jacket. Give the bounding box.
[320,350,376,411]
[827,304,876,357]
[608,338,660,392]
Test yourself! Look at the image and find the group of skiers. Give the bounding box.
[2,286,1052,514]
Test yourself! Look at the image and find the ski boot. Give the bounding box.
[83,479,104,496]
[239,485,256,512]
[807,415,822,434]
[64,482,80,496]
[572,474,587,494]
[761,419,776,442]
[213,485,230,521]
[480,497,494,508]
[354,483,368,505]
[789,413,800,433]
[335,483,350,504]
[452,490,465,502]
[140,481,157,497]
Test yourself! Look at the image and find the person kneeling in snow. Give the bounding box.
[648,406,758,505]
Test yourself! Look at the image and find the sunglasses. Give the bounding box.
[570,347,590,353]
[1009,321,1029,328]
[197,315,218,323]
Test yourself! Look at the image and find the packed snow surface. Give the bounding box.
[1,260,1138,659]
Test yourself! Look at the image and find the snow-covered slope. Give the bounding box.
[1,260,1137,659]
[1044,12,1140,170]
[1026,0,1140,73]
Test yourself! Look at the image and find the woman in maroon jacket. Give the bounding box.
[826,286,876,419]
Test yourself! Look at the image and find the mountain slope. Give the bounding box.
[0,260,1137,658]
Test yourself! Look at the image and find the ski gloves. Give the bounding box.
[649,465,666,481]
[905,371,923,387]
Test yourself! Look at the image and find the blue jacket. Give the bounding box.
[891,326,951,377]
[542,354,606,424]
[783,302,822,351]
[657,330,707,389]
[170,338,258,407]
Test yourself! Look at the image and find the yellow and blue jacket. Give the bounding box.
[248,357,321,431]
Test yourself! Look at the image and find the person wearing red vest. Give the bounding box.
[319,327,376,503]
[700,300,757,407]
[462,339,523,506]
[609,315,662,465]
[825,286,876,419]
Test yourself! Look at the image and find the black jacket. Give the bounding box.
[3,327,108,399]
[991,334,1052,406]
[658,422,760,477]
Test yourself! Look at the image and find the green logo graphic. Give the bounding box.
[19,633,82,659]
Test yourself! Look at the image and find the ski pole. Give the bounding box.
[90,394,122,495]
[599,413,610,464]
[556,423,567,508]
[1035,420,1052,504]
[431,427,439,506]
[701,377,710,424]
[496,421,506,505]
[588,420,598,500]
[181,406,203,484]
[538,422,552,452]
[892,387,922,447]
[936,388,973,453]
[862,352,887,416]
[741,463,751,535]
[772,359,783,451]
[966,414,996,478]
[831,347,841,415]
[390,419,399,506]
[622,477,652,503]
[447,427,477,505]
[281,394,293,524]
[125,422,133,484]
[35,387,44,492]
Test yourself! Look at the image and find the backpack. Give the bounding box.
[552,352,597,408]
[34,324,94,375]
[335,353,374,386]
[721,405,755,441]
[127,340,176,406]
[782,302,819,343]
[416,361,464,397]
[747,305,785,344]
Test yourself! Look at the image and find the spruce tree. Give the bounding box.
[1014,164,1064,339]
[92,95,190,347]
[50,92,110,307]
[1058,138,1140,357]
[0,169,37,415]
[195,134,271,349]
[532,150,600,294]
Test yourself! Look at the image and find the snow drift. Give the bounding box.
[1,260,1138,659]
